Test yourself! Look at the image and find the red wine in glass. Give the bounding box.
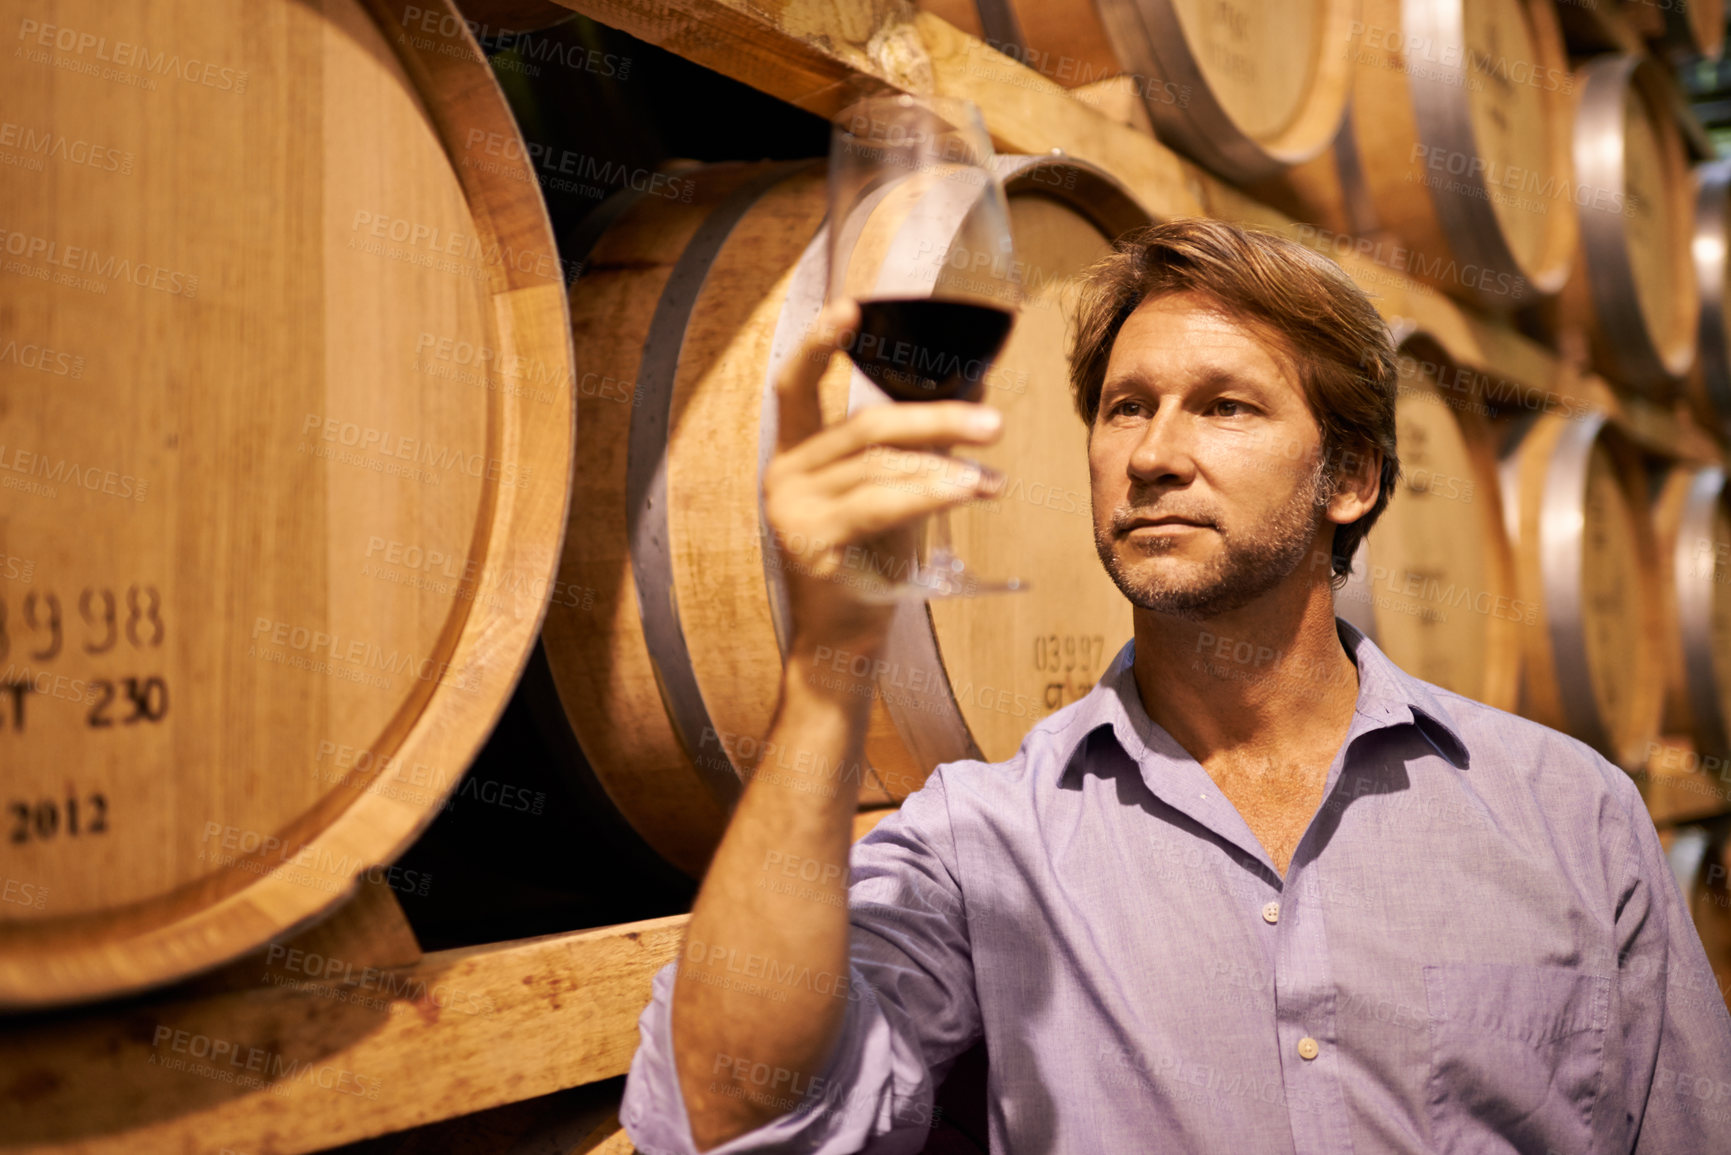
[827,93,1024,600]
[847,298,1016,403]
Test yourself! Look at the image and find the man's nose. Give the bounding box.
[1127,405,1197,484]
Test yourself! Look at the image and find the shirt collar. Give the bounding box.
[1049,617,1471,784]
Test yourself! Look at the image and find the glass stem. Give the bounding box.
[929,508,956,569]
[927,446,958,574]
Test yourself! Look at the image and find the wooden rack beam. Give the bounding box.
[0,914,685,1154]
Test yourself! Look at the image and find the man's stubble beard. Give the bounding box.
[1093,457,1336,622]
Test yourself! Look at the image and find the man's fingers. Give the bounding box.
[775,299,860,455]
[832,468,1002,541]
[776,399,1004,479]
[805,446,1003,502]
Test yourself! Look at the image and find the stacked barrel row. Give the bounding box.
[520,0,1731,1012]
[920,0,1731,409]
[7,0,1731,1018]
[538,156,1731,848]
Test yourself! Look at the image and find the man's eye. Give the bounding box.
[1213,399,1244,417]
[1110,400,1145,418]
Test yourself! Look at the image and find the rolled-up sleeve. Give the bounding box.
[1610,773,1731,1153]
[620,766,984,1154]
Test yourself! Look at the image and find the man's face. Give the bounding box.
[1088,291,1345,621]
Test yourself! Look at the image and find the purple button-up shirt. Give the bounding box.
[621,621,1731,1153]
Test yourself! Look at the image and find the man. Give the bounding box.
[619,219,1731,1153]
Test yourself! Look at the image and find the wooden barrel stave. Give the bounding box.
[1553,54,1697,393]
[1654,465,1731,758]
[542,164,798,881]
[1689,159,1731,439]
[1499,411,1664,767]
[0,0,573,1007]
[1337,336,1522,711]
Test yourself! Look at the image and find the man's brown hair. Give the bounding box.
[1069,217,1400,584]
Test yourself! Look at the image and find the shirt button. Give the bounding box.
[1297,1036,1320,1061]
[1262,901,1280,924]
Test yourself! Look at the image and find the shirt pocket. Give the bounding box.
[1422,963,1611,1155]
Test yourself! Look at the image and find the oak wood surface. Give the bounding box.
[1341,343,1522,711]
[0,0,573,1009]
[1500,412,1664,768]
[0,916,684,1154]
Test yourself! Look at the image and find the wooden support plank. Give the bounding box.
[550,0,1203,218]
[0,915,685,1154]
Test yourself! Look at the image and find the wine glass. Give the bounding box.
[827,93,1026,601]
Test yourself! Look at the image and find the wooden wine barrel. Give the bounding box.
[0,0,573,1009]
[1555,54,1698,393]
[540,156,1149,876]
[1498,411,1664,767]
[1267,0,1575,311]
[1654,465,1731,757]
[1689,159,1731,439]
[915,0,1356,184]
[1336,336,1521,710]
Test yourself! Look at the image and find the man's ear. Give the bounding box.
[1325,447,1382,527]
